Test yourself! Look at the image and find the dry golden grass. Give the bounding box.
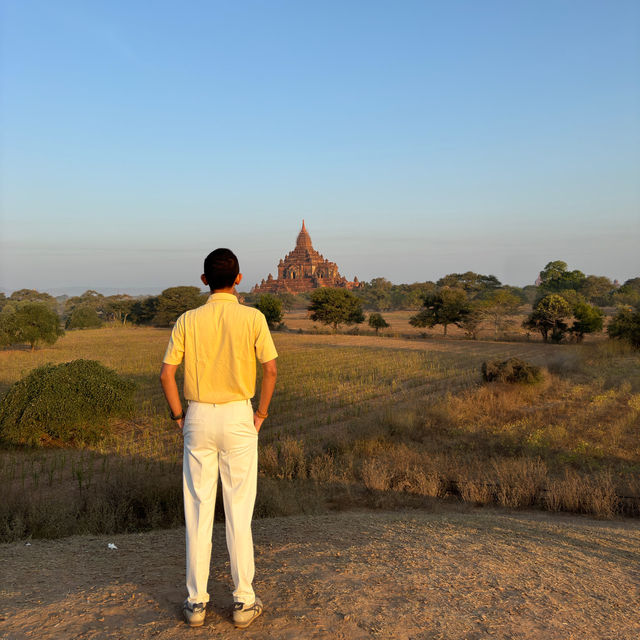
[0,324,638,540]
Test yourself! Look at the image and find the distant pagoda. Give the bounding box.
[252,220,360,294]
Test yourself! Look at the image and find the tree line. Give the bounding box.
[1,260,638,349]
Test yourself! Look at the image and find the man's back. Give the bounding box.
[163,292,277,404]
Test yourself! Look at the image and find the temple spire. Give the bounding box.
[296,219,312,249]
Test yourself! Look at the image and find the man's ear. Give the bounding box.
[235,273,243,286]
[201,274,208,287]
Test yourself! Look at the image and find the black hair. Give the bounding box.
[203,248,240,290]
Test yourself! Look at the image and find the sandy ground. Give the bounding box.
[1,507,638,640]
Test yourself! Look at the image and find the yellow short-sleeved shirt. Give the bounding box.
[162,292,278,404]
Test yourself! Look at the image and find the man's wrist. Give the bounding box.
[255,408,268,419]
[170,409,185,421]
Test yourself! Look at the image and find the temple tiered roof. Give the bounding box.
[252,221,359,294]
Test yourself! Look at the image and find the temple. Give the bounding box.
[252,221,360,294]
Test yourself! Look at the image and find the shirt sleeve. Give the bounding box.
[254,312,278,363]
[163,314,185,365]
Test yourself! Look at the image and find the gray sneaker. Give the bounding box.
[183,599,206,627]
[232,596,263,628]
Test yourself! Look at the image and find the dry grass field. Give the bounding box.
[0,311,639,542]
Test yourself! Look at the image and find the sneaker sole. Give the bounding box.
[187,619,205,628]
[233,608,262,629]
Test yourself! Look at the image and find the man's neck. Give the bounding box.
[211,287,236,295]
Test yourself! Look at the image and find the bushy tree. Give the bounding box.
[0,302,63,349]
[570,301,604,342]
[64,290,106,324]
[105,296,135,325]
[390,282,437,310]
[276,292,296,311]
[409,287,470,336]
[482,290,521,337]
[153,286,207,326]
[129,296,159,325]
[9,289,57,309]
[0,304,17,347]
[612,280,640,308]
[308,288,365,331]
[368,312,389,335]
[459,304,484,340]
[538,261,586,293]
[254,294,283,329]
[581,275,614,305]
[66,303,103,329]
[608,307,640,348]
[437,272,501,298]
[523,294,571,343]
[359,277,393,310]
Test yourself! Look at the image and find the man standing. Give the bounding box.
[160,248,278,629]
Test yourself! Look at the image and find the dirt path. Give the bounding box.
[1,507,638,640]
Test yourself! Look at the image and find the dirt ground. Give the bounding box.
[1,506,638,640]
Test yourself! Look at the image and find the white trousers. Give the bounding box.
[183,399,257,606]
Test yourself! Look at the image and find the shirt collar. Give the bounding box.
[207,292,239,304]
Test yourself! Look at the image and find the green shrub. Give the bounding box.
[0,360,135,446]
[481,357,544,384]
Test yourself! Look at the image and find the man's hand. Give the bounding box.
[253,413,265,433]
[176,417,185,431]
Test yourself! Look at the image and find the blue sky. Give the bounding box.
[1,0,639,294]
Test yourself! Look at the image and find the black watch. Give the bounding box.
[170,409,185,421]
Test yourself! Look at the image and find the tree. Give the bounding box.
[570,301,604,342]
[66,303,103,329]
[64,290,106,323]
[557,289,586,310]
[9,288,57,307]
[276,292,296,312]
[523,294,571,343]
[254,294,283,329]
[437,272,501,298]
[608,307,640,348]
[359,277,393,310]
[129,296,159,325]
[538,261,586,293]
[368,312,389,335]
[0,302,64,349]
[581,275,614,305]
[612,280,640,308]
[153,286,207,326]
[459,304,484,340]
[105,296,135,325]
[308,288,365,331]
[0,304,18,347]
[390,282,437,310]
[409,287,471,336]
[482,290,521,337]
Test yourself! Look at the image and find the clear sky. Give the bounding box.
[1,0,639,294]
